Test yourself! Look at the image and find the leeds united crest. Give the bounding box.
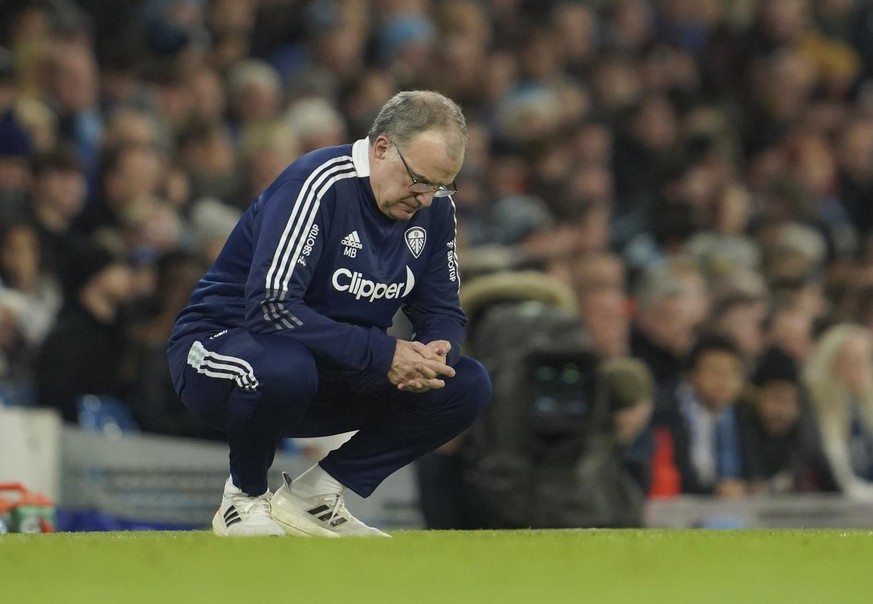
[405,227,426,258]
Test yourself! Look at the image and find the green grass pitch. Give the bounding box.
[3,529,873,603]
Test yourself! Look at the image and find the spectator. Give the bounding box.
[238,120,300,202]
[14,96,58,154]
[559,251,627,294]
[176,118,244,207]
[651,334,748,497]
[763,303,815,364]
[708,293,769,365]
[0,219,61,354]
[226,59,284,131]
[76,143,166,237]
[579,286,631,360]
[599,356,656,492]
[835,116,873,242]
[630,261,703,388]
[126,250,218,439]
[187,196,241,264]
[29,145,88,274]
[804,323,873,500]
[45,40,104,173]
[102,107,166,152]
[35,241,133,422]
[283,97,347,154]
[188,66,226,124]
[0,108,33,221]
[737,346,837,493]
[560,251,631,360]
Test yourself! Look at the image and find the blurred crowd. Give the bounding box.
[4,0,873,514]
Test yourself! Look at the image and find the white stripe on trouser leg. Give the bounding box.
[187,341,259,391]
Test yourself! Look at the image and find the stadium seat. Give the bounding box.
[0,380,36,407]
[77,395,140,437]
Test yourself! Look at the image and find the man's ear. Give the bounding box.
[372,135,391,160]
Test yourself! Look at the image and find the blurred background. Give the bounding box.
[4,0,873,532]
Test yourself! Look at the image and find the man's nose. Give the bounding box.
[414,191,436,207]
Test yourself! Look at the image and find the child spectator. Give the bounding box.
[651,334,748,497]
[738,346,836,493]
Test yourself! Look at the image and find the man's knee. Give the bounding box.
[247,334,319,402]
[446,356,492,422]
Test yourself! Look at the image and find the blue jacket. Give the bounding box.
[170,139,467,373]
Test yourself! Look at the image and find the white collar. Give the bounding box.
[352,138,370,177]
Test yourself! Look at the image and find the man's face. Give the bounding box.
[640,295,696,355]
[107,147,165,206]
[38,169,86,218]
[717,301,767,358]
[369,130,463,221]
[579,288,630,358]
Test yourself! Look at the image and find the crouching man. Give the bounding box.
[168,91,492,537]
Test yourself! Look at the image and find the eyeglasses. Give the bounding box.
[394,145,457,198]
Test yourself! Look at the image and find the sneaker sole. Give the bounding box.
[211,510,284,537]
[270,513,341,538]
[268,484,344,538]
[269,507,390,537]
[212,510,229,536]
[269,485,388,537]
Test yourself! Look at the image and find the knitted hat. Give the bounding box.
[599,357,655,411]
[750,346,799,386]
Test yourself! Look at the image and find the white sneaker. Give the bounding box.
[212,477,285,537]
[270,472,390,538]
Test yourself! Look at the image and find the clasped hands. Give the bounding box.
[388,339,455,393]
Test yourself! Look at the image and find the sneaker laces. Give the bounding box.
[233,492,272,517]
[324,493,350,525]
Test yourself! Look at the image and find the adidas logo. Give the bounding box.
[341,231,363,249]
[223,505,241,528]
[341,231,363,258]
[307,504,348,527]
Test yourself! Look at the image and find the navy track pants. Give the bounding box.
[168,327,491,497]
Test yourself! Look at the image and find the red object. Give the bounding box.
[0,483,54,506]
[0,483,56,532]
[649,428,681,498]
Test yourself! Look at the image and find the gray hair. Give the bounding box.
[227,60,281,103]
[368,90,467,159]
[633,268,687,311]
